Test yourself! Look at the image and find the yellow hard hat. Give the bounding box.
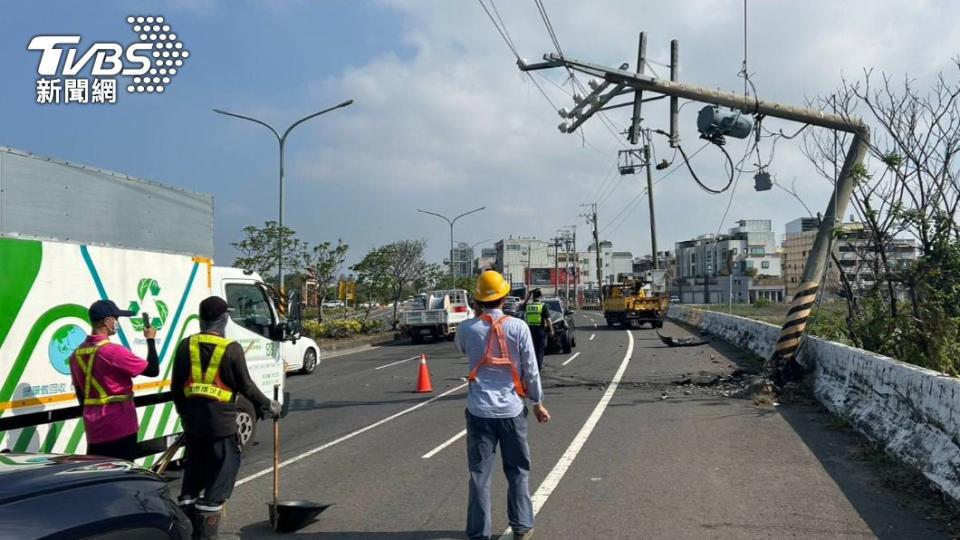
[475,270,511,302]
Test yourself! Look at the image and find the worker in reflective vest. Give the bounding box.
[456,270,550,540]
[69,300,159,461]
[519,288,554,371]
[171,296,278,540]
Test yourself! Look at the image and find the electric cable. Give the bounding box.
[677,142,735,194]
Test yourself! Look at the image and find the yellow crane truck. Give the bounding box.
[603,277,669,328]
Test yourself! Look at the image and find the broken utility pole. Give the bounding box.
[520,38,870,380]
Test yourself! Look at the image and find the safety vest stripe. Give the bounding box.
[73,340,132,406]
[185,334,234,403]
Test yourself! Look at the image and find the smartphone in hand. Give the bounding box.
[141,312,157,339]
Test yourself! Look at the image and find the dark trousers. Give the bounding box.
[530,329,547,371]
[466,409,533,540]
[180,435,242,512]
[86,433,138,461]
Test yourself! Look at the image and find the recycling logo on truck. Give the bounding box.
[128,278,169,331]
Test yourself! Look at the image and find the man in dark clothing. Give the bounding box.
[172,296,279,539]
[519,289,554,371]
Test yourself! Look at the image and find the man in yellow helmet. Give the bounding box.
[171,296,279,539]
[456,270,551,540]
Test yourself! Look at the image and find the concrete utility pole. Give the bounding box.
[520,42,870,374]
[581,203,603,309]
[643,135,659,270]
[552,236,561,297]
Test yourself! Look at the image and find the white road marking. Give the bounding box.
[421,429,467,459]
[502,329,634,538]
[561,352,581,366]
[593,323,597,328]
[374,355,421,370]
[236,382,469,486]
[589,333,596,341]
[323,345,382,359]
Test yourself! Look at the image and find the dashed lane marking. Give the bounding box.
[374,355,421,370]
[235,382,469,486]
[561,352,581,366]
[421,429,467,459]
[589,333,595,341]
[323,345,382,359]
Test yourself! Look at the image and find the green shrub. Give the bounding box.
[302,317,384,339]
[302,320,325,339]
[360,318,383,334]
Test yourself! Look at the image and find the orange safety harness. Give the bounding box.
[466,314,527,398]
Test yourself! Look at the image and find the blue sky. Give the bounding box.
[0,0,411,265]
[2,1,957,270]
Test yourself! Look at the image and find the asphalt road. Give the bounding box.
[171,312,951,539]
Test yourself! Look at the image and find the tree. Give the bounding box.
[231,221,309,287]
[352,240,430,328]
[305,239,349,322]
[802,63,960,373]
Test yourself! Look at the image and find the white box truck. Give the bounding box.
[0,146,301,467]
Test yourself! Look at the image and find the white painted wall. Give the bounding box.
[667,305,960,502]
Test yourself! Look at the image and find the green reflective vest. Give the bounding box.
[526,303,544,325]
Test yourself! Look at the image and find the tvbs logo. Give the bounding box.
[27,16,189,105]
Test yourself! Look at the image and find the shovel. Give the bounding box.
[267,385,332,532]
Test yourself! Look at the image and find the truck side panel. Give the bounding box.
[0,238,208,465]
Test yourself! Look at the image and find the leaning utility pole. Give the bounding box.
[520,36,869,379]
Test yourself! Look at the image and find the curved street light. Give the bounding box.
[417,207,486,278]
[213,99,354,296]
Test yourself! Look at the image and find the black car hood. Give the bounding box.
[0,454,160,502]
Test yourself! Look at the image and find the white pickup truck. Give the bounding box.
[399,289,474,343]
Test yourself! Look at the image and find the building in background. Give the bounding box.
[633,251,677,285]
[450,241,473,278]
[473,247,497,275]
[494,237,554,289]
[782,217,917,299]
[581,241,634,289]
[672,219,785,304]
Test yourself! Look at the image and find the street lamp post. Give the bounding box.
[213,99,354,298]
[417,207,486,280]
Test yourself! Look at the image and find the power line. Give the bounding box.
[530,0,628,148]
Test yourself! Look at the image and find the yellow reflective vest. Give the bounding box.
[183,334,235,403]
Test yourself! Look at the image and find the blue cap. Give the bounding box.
[88,300,135,321]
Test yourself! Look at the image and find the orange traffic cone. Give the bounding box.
[415,354,433,393]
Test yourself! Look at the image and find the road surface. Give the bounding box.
[170,312,950,539]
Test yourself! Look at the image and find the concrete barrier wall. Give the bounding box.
[667,305,960,501]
